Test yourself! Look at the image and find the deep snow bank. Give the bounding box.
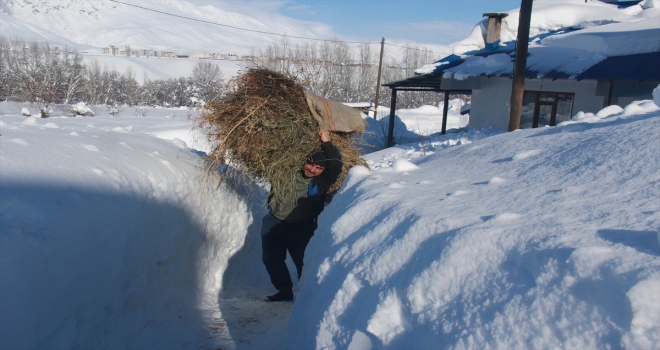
[0,110,264,349]
[288,105,660,348]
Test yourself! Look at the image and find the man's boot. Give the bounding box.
[266,289,294,302]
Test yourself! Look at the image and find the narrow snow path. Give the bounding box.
[210,296,293,350]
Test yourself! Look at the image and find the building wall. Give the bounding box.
[572,80,605,115]
[469,78,511,131]
[468,78,607,131]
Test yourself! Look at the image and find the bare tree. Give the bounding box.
[193,61,222,85]
[355,42,377,103]
[1,38,87,111]
[192,61,225,103]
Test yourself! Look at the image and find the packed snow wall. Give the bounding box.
[0,114,268,349]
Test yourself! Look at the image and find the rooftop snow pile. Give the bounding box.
[416,0,660,76]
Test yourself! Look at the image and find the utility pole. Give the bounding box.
[373,37,385,120]
[508,0,533,131]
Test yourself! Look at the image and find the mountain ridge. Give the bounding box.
[0,0,335,54]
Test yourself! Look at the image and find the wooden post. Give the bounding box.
[507,0,533,131]
[387,88,397,148]
[373,38,385,120]
[441,91,450,135]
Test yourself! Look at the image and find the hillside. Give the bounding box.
[0,0,333,54]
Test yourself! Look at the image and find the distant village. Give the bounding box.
[100,45,383,68]
[101,45,242,60]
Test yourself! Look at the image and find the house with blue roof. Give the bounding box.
[383,0,660,138]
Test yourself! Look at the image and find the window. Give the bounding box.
[520,91,574,129]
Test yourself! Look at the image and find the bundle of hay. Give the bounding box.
[195,68,368,204]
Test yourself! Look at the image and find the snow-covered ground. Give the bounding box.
[2,0,660,349]
[293,98,660,349]
[80,53,243,83]
[2,92,659,349]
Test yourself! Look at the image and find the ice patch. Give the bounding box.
[91,168,104,176]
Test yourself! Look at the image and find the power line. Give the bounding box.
[385,43,450,56]
[108,0,371,44]
[108,0,451,57]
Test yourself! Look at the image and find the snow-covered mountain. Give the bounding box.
[0,0,334,54]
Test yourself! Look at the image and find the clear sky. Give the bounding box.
[190,0,524,47]
[276,0,523,45]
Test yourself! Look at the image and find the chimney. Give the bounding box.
[482,13,509,49]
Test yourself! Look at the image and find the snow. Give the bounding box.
[0,0,334,56]
[415,0,660,76]
[81,53,243,83]
[2,0,660,349]
[358,102,470,153]
[0,102,273,349]
[289,97,660,349]
[2,93,659,349]
[72,102,95,116]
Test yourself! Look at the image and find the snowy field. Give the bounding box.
[1,93,659,349]
[81,54,244,83]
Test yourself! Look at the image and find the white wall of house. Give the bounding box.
[468,77,607,130]
[572,80,604,114]
[468,78,511,131]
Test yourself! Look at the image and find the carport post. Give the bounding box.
[441,90,449,135]
[387,88,398,148]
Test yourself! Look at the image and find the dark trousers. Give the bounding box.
[261,213,316,292]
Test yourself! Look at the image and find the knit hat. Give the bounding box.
[308,149,329,168]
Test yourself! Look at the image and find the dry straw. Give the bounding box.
[195,68,368,204]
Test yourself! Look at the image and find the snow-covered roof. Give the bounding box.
[401,0,660,84]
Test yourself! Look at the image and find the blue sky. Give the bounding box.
[191,0,524,47]
[278,0,522,45]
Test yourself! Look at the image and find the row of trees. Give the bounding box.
[0,37,225,116]
[1,36,468,117]
[243,36,467,112]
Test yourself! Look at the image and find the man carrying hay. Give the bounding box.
[261,129,342,302]
[194,68,367,300]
